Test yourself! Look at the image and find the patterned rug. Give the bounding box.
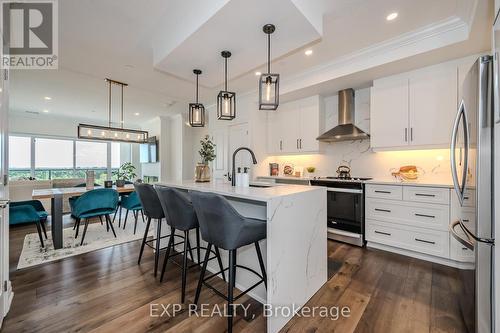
[17,217,152,270]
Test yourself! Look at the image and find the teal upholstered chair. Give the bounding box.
[70,183,103,226]
[10,200,48,247]
[119,191,144,235]
[71,188,119,246]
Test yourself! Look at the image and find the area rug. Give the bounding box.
[17,218,152,270]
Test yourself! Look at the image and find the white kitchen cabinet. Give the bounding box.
[266,95,322,154]
[371,60,458,150]
[408,63,457,146]
[370,75,409,149]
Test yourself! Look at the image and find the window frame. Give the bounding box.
[8,133,128,180]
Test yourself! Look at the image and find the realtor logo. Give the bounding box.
[1,0,58,69]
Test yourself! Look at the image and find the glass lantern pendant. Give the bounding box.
[189,69,205,127]
[217,50,236,120]
[259,24,280,110]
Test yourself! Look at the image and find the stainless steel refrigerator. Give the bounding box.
[449,55,495,333]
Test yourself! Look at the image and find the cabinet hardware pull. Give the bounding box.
[375,208,391,213]
[374,190,391,194]
[464,196,469,200]
[296,139,299,149]
[375,230,391,236]
[463,219,469,222]
[410,127,413,141]
[415,238,435,245]
[415,193,436,197]
[415,213,435,219]
[299,139,302,149]
[405,128,408,142]
[280,140,282,150]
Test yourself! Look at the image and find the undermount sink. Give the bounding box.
[249,183,273,188]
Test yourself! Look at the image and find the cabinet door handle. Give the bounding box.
[299,139,302,149]
[296,139,299,149]
[375,230,391,236]
[374,190,391,194]
[375,208,391,213]
[415,193,436,197]
[405,128,408,142]
[280,140,282,151]
[415,213,435,219]
[415,238,435,245]
[410,127,413,141]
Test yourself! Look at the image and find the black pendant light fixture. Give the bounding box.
[217,51,236,120]
[189,69,205,127]
[78,78,148,143]
[259,24,280,110]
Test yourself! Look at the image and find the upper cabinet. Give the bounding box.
[371,60,458,150]
[267,95,322,154]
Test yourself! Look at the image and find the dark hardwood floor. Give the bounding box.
[2,219,467,333]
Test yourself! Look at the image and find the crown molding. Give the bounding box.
[280,15,470,97]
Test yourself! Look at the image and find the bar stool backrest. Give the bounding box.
[155,186,198,231]
[134,183,164,219]
[189,190,248,250]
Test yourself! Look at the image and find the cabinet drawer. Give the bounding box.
[449,234,474,263]
[403,186,450,205]
[366,198,450,231]
[366,220,449,258]
[365,184,402,200]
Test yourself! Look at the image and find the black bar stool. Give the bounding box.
[190,190,267,333]
[155,186,226,303]
[134,183,167,277]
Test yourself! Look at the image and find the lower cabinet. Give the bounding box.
[365,184,474,268]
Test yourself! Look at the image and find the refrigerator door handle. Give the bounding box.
[450,100,469,205]
[449,220,474,250]
[459,219,495,245]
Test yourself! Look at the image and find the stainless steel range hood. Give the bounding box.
[316,88,369,142]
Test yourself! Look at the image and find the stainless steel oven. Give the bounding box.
[310,178,368,247]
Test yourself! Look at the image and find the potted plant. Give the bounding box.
[195,135,216,182]
[112,162,137,187]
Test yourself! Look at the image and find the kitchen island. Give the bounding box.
[156,180,327,333]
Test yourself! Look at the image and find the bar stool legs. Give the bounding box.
[138,216,152,265]
[154,219,162,277]
[227,249,236,333]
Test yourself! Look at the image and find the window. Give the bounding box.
[8,135,135,182]
[8,136,31,179]
[34,138,74,180]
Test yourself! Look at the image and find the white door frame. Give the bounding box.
[0,66,11,328]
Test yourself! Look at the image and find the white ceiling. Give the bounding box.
[10,0,492,124]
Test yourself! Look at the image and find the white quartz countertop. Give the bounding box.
[257,176,312,181]
[156,180,324,202]
[365,177,454,188]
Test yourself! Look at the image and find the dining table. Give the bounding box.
[32,184,135,249]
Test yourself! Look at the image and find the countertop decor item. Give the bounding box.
[306,166,316,174]
[85,171,95,190]
[189,69,205,127]
[104,180,113,188]
[78,78,148,143]
[336,165,351,179]
[195,135,216,182]
[259,24,280,110]
[217,51,236,120]
[269,163,279,176]
[113,162,137,187]
[283,164,294,176]
[390,165,423,181]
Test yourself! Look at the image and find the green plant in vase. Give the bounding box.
[196,135,216,182]
[112,162,137,187]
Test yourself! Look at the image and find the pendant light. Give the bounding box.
[78,78,148,143]
[217,50,236,120]
[258,24,279,110]
[189,69,205,127]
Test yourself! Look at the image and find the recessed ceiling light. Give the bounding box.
[305,49,313,56]
[255,71,261,76]
[134,112,140,116]
[42,109,49,113]
[44,96,52,100]
[386,12,398,21]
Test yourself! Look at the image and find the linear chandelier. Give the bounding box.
[78,78,148,143]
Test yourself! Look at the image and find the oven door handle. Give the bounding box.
[326,188,363,194]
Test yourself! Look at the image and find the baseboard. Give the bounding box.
[367,242,474,270]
